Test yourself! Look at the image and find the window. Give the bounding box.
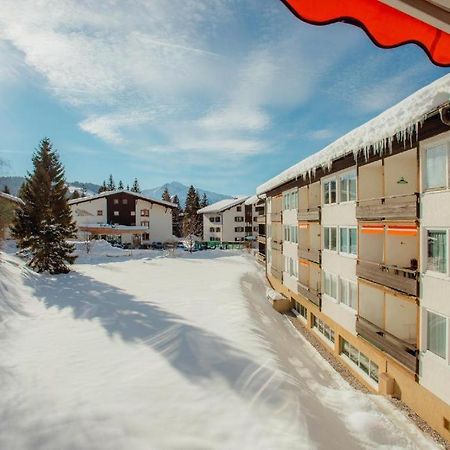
[113,211,119,216]
[114,199,119,205]
[425,144,448,190]
[323,179,337,205]
[283,225,298,243]
[236,206,242,212]
[97,210,103,216]
[427,311,447,359]
[324,227,337,251]
[141,221,149,227]
[340,279,357,310]
[130,211,136,216]
[209,217,215,223]
[340,172,357,202]
[253,226,258,232]
[210,227,215,232]
[294,301,307,320]
[342,339,379,383]
[313,316,335,343]
[214,217,221,223]
[253,216,258,222]
[235,227,244,232]
[323,272,337,300]
[283,190,298,210]
[122,198,128,205]
[427,230,447,273]
[339,227,357,255]
[210,237,219,242]
[215,227,220,232]
[142,233,150,240]
[141,209,149,217]
[235,217,244,222]
[284,256,298,277]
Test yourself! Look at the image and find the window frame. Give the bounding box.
[423,140,449,192]
[426,309,448,361]
[324,226,337,252]
[339,226,358,257]
[425,228,449,277]
[338,170,357,203]
[323,271,338,301]
[323,178,337,206]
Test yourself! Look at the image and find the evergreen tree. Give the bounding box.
[162,186,171,202]
[131,178,141,193]
[171,194,183,238]
[70,190,81,200]
[98,181,108,193]
[12,138,77,274]
[118,180,124,190]
[2,185,10,194]
[107,174,116,191]
[183,185,202,238]
[200,192,208,208]
[126,184,130,191]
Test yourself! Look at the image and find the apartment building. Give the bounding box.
[69,190,176,246]
[256,74,450,439]
[198,196,259,243]
[0,191,24,240]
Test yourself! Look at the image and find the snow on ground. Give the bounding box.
[0,247,440,450]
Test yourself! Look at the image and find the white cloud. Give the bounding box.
[307,128,336,141]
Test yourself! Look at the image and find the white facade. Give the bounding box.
[321,168,358,334]
[419,130,450,405]
[282,188,299,293]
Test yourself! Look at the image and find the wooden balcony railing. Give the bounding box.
[257,235,266,245]
[271,240,282,251]
[270,212,282,222]
[356,193,419,221]
[356,259,418,296]
[256,252,266,265]
[298,247,321,264]
[298,206,321,222]
[256,215,266,224]
[356,317,418,373]
[297,283,321,308]
[271,266,282,281]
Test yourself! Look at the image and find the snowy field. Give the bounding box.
[0,246,440,449]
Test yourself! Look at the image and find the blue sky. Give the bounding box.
[0,0,448,195]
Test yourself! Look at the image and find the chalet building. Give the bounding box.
[0,192,24,240]
[256,74,450,440]
[198,196,259,243]
[69,190,176,246]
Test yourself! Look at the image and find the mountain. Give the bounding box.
[143,181,230,208]
[0,177,100,197]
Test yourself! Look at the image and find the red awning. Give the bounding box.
[282,0,450,66]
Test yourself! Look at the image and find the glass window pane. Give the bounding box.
[349,175,357,201]
[340,227,348,253]
[331,275,337,299]
[330,227,337,251]
[370,361,379,383]
[427,311,447,359]
[427,230,447,273]
[340,279,348,305]
[349,228,357,255]
[349,282,357,310]
[324,228,330,250]
[360,353,370,375]
[330,180,336,203]
[340,177,348,202]
[426,145,447,189]
[324,183,330,204]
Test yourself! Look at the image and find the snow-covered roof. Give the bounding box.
[257,74,450,195]
[0,191,24,205]
[244,195,258,205]
[197,196,249,214]
[68,190,177,208]
[78,224,148,231]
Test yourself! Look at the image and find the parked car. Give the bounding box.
[152,241,163,250]
[177,242,185,248]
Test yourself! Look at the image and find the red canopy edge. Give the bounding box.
[281,0,450,67]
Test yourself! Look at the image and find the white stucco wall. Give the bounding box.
[143,201,173,242]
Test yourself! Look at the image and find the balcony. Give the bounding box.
[257,215,266,224]
[257,235,266,245]
[270,212,282,222]
[256,252,266,265]
[298,247,321,264]
[356,317,418,373]
[271,266,282,281]
[298,207,320,222]
[271,240,282,251]
[356,193,419,221]
[297,283,321,308]
[356,259,418,296]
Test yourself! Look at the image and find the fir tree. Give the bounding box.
[118,180,124,190]
[107,174,116,191]
[12,138,77,274]
[183,185,202,238]
[162,186,171,202]
[131,178,141,193]
[98,181,108,193]
[70,190,81,200]
[126,184,130,191]
[200,192,208,208]
[2,185,10,194]
[171,194,183,238]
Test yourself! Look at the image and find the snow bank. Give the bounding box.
[72,239,128,258]
[257,74,450,194]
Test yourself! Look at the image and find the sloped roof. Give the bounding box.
[0,191,24,205]
[197,196,249,214]
[68,190,177,208]
[257,73,450,195]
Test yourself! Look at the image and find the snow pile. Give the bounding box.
[72,239,128,258]
[266,287,286,302]
[257,74,450,194]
